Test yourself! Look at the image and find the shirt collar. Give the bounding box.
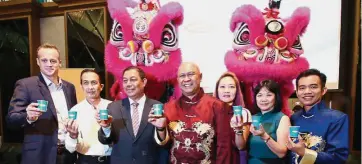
[180,88,204,104]
[303,101,327,116]
[84,98,104,109]
[128,94,147,106]
[41,72,62,87]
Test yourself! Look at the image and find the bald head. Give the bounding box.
[178,62,200,75]
[177,62,202,98]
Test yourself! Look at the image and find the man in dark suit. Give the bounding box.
[96,66,169,164]
[6,43,77,164]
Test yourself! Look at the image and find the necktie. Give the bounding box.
[131,102,140,136]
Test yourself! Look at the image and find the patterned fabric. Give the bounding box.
[131,102,140,136]
[290,101,349,164]
[163,89,232,164]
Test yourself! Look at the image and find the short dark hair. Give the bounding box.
[253,80,282,113]
[80,69,102,84]
[122,66,146,79]
[296,69,327,89]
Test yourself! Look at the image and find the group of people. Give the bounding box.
[6,43,349,164]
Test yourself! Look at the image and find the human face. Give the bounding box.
[81,72,103,100]
[177,63,202,97]
[256,87,276,111]
[122,69,147,100]
[296,75,327,110]
[36,48,61,78]
[217,76,237,105]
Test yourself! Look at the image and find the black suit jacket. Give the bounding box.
[6,74,77,164]
[98,97,166,164]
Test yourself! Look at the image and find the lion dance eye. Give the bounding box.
[291,35,302,50]
[110,20,123,45]
[161,23,178,49]
[233,22,250,45]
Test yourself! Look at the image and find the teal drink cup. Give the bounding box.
[99,109,108,120]
[232,106,243,116]
[37,100,48,112]
[68,111,77,120]
[252,115,261,129]
[290,126,300,138]
[153,104,164,117]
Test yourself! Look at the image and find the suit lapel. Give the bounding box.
[37,75,58,121]
[122,99,135,139]
[61,82,72,111]
[134,98,152,142]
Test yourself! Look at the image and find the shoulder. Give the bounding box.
[147,98,161,105]
[291,110,303,121]
[202,94,224,106]
[70,100,87,112]
[17,76,38,85]
[321,108,349,123]
[108,99,124,108]
[164,98,178,108]
[62,79,75,87]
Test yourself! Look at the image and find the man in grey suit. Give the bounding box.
[96,66,169,164]
[6,43,77,164]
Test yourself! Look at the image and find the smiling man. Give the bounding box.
[7,43,77,164]
[150,62,232,164]
[287,69,349,164]
[65,69,112,164]
[96,66,168,164]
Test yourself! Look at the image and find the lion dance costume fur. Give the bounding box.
[225,0,310,115]
[105,0,183,102]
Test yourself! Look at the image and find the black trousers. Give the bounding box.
[56,145,77,164]
[76,154,110,164]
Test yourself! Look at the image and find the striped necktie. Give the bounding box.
[131,102,140,136]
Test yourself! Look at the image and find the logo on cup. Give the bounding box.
[37,100,48,112]
[153,104,163,117]
[99,109,108,120]
[68,111,77,120]
[232,106,242,116]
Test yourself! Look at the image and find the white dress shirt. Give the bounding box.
[65,98,112,156]
[41,73,69,145]
[129,94,146,121]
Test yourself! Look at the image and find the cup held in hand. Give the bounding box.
[68,111,77,120]
[232,106,243,116]
[289,126,300,138]
[252,116,261,129]
[99,109,108,120]
[153,104,163,117]
[37,100,48,112]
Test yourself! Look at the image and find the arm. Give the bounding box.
[301,114,349,164]
[234,108,252,150]
[6,80,30,129]
[98,126,114,145]
[215,103,232,164]
[65,131,85,153]
[262,115,290,158]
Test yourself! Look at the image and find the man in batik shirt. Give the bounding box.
[149,62,232,164]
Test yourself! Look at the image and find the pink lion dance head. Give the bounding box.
[225,0,310,115]
[105,0,184,101]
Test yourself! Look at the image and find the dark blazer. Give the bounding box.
[6,74,77,164]
[98,97,167,164]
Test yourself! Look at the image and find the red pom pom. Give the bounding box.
[255,35,268,47]
[274,37,288,50]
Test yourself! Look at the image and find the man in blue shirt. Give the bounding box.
[286,69,349,164]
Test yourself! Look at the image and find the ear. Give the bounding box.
[36,58,40,66]
[100,84,105,91]
[200,73,203,81]
[321,87,327,96]
[143,78,147,87]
